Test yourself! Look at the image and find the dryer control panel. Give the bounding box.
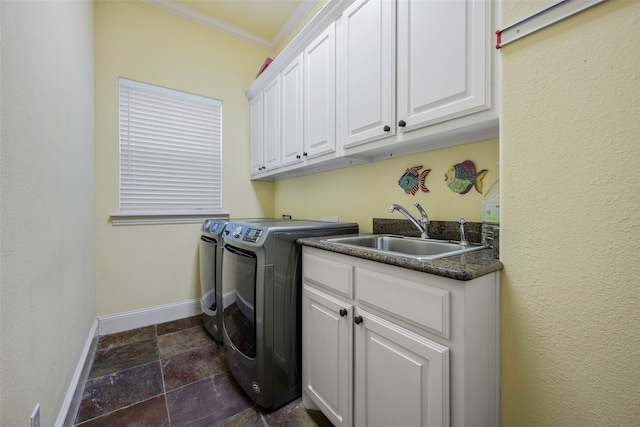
[243,228,263,243]
[224,223,265,244]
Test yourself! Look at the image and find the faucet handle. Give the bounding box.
[459,218,469,247]
[413,202,428,222]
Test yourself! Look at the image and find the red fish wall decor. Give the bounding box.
[445,160,488,194]
[398,165,430,195]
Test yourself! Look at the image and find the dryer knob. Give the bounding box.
[233,226,243,238]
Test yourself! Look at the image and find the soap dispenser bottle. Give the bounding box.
[482,180,500,258]
[483,180,500,224]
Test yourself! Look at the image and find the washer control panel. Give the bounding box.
[202,219,226,235]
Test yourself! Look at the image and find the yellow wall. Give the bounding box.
[0,1,96,425]
[500,1,640,425]
[275,139,499,231]
[94,1,499,317]
[95,1,274,316]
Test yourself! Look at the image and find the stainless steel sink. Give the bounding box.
[326,234,485,260]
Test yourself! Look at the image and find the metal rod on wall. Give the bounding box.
[495,0,608,49]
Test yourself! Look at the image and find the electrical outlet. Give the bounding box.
[30,403,40,427]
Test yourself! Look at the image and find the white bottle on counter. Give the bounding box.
[483,179,500,224]
[482,179,500,258]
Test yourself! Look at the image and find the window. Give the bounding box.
[116,78,223,223]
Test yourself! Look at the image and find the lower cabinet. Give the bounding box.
[354,309,449,427]
[301,247,500,427]
[303,285,353,426]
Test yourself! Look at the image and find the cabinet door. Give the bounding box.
[354,309,450,427]
[338,0,395,148]
[249,92,264,175]
[396,0,490,131]
[262,75,281,171]
[302,285,352,427]
[281,53,304,167]
[304,24,336,159]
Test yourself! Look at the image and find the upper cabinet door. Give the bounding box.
[338,0,395,149]
[281,54,305,167]
[304,24,336,159]
[249,92,264,175]
[262,75,282,171]
[396,0,491,131]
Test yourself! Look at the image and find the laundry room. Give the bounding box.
[1,0,639,426]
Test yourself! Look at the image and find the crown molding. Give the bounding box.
[271,0,318,49]
[245,0,355,99]
[142,0,317,51]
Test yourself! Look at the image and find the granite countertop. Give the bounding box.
[298,234,503,281]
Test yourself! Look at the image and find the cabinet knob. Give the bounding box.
[296,155,301,159]
[339,308,347,317]
[303,152,308,157]
[383,125,391,132]
[398,120,406,127]
[354,315,363,325]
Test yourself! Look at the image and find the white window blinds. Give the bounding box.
[119,78,222,213]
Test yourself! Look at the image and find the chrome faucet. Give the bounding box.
[388,202,429,238]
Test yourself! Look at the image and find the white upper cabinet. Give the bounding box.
[250,75,282,175]
[304,24,337,159]
[281,53,305,167]
[338,0,395,148]
[249,28,339,179]
[396,0,491,131]
[246,0,498,179]
[340,0,494,151]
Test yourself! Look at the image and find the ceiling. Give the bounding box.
[142,0,321,50]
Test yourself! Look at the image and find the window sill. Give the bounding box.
[110,211,229,226]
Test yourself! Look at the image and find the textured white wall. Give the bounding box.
[500,1,640,425]
[0,1,96,426]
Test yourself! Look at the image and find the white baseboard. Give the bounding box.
[97,299,201,335]
[56,300,202,426]
[56,318,99,427]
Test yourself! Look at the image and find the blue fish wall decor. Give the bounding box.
[445,160,488,194]
[398,165,430,195]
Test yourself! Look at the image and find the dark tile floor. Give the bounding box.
[73,315,333,426]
